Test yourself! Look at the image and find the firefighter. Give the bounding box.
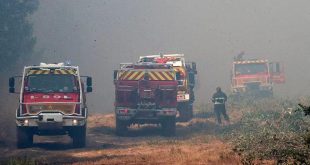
[212,87,230,125]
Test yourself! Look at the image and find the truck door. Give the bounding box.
[269,62,285,84]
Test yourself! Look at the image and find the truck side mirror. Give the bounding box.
[9,77,15,87]
[113,70,118,80]
[9,77,15,93]
[275,63,280,73]
[86,77,92,86]
[270,62,281,73]
[176,72,181,80]
[269,62,274,72]
[87,86,93,92]
[189,72,195,85]
[192,62,197,74]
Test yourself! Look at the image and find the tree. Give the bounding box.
[0,0,39,71]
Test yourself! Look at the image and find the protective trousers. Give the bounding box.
[214,104,229,124]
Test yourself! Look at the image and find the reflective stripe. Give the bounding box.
[149,71,175,81]
[118,70,175,81]
[27,69,76,75]
[165,71,175,80]
[214,97,225,104]
[149,71,159,80]
[119,71,145,80]
[153,71,165,80]
[135,71,145,80]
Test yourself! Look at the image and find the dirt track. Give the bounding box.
[0,114,241,165]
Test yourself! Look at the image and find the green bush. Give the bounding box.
[223,98,310,164]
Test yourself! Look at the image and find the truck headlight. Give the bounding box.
[73,119,78,125]
[19,119,29,126]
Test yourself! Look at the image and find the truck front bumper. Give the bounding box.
[16,115,86,128]
[232,85,273,93]
[115,108,177,121]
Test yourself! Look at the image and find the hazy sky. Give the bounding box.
[31,0,310,113]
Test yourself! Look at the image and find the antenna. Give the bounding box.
[65,60,71,66]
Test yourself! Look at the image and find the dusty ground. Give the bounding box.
[0,113,243,165]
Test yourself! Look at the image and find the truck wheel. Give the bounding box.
[115,118,128,136]
[71,125,86,148]
[188,104,194,118]
[263,90,273,98]
[17,127,33,148]
[177,103,193,122]
[161,117,176,136]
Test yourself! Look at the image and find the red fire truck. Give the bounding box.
[231,58,285,97]
[113,63,178,136]
[9,63,92,148]
[138,54,197,122]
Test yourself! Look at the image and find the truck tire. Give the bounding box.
[161,117,176,136]
[71,125,86,148]
[115,118,128,136]
[261,90,273,98]
[177,102,193,122]
[16,127,33,148]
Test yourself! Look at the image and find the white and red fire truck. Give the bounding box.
[9,62,92,148]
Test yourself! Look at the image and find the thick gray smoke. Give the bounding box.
[30,0,310,113]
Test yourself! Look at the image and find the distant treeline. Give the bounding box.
[0,0,39,72]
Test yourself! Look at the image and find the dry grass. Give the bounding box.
[68,140,240,165]
[0,113,242,165]
[76,114,242,165]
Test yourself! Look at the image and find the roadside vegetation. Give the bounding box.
[198,96,310,164]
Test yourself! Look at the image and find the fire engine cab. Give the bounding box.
[9,62,92,148]
[231,58,285,97]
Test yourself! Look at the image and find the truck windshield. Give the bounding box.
[26,74,78,93]
[235,63,267,75]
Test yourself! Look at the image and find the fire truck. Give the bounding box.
[138,54,197,122]
[9,63,92,148]
[113,63,178,136]
[231,58,285,97]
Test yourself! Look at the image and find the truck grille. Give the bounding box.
[236,78,267,86]
[26,103,76,115]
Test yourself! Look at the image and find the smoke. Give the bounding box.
[27,0,310,113]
